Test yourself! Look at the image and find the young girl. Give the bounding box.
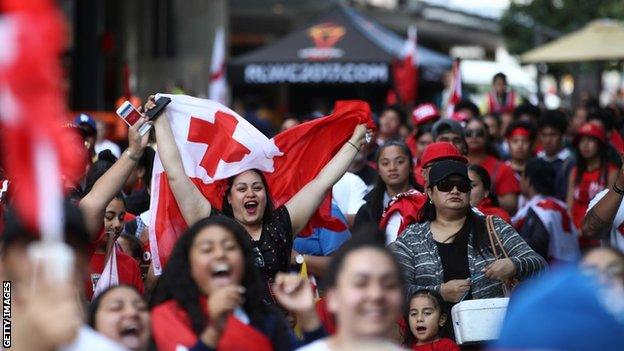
[404,290,460,351]
[567,122,617,249]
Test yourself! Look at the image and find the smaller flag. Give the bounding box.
[390,26,418,106]
[445,58,462,117]
[209,26,228,105]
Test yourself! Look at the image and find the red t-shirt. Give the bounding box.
[572,164,617,247]
[85,250,144,300]
[478,198,512,224]
[480,156,520,196]
[411,338,460,351]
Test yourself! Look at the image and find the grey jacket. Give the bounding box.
[388,216,547,299]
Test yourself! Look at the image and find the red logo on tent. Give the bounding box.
[299,22,346,60]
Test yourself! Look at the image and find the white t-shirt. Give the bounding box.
[385,212,402,245]
[296,338,406,351]
[95,139,121,158]
[332,172,367,216]
[60,326,127,351]
[296,339,331,351]
[587,189,624,252]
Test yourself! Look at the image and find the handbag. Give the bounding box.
[485,215,518,296]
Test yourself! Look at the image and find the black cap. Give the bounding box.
[428,160,469,186]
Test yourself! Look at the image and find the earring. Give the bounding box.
[428,199,433,204]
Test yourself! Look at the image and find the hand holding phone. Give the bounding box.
[116,101,152,136]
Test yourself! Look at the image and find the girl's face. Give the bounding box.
[508,135,532,161]
[468,170,488,207]
[578,136,600,160]
[427,175,471,213]
[416,133,433,159]
[378,146,410,189]
[327,248,403,339]
[227,170,268,227]
[104,198,125,236]
[465,120,487,153]
[189,225,245,296]
[95,286,150,351]
[408,295,446,345]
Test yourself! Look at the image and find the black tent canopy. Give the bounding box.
[229,5,452,86]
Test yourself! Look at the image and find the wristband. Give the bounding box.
[613,183,624,196]
[126,150,141,162]
[347,141,360,152]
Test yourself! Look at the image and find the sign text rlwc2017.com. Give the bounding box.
[2,281,10,348]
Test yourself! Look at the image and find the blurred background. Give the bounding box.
[61,0,624,135]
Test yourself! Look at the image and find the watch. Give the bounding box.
[295,254,305,265]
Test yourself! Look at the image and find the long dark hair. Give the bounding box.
[367,140,421,222]
[402,290,448,347]
[573,136,609,185]
[150,216,273,336]
[469,164,500,206]
[467,117,500,159]
[221,169,274,223]
[420,185,491,258]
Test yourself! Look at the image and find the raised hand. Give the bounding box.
[272,273,320,331]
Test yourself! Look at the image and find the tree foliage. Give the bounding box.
[501,0,624,56]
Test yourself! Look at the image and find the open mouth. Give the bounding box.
[212,263,231,278]
[119,323,143,347]
[416,326,427,333]
[244,201,258,214]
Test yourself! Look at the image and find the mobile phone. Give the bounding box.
[145,96,172,120]
[28,241,75,285]
[116,101,152,136]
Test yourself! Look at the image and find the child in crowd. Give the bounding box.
[404,290,460,351]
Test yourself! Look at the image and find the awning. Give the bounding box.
[521,19,624,63]
[229,5,452,85]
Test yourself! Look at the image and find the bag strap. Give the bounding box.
[486,215,510,259]
[486,215,499,258]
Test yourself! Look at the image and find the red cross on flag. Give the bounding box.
[149,94,372,274]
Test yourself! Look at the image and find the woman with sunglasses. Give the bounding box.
[465,117,520,215]
[389,160,545,310]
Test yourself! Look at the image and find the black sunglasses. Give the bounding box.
[465,129,486,138]
[435,177,471,193]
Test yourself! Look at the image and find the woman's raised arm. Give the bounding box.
[285,124,367,234]
[79,116,150,237]
[148,96,212,226]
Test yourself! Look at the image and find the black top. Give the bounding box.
[125,188,150,215]
[434,218,472,300]
[354,164,378,188]
[252,205,293,283]
[518,208,550,261]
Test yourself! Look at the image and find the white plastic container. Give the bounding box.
[451,297,509,345]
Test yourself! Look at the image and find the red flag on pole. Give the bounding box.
[390,26,418,106]
[0,0,85,239]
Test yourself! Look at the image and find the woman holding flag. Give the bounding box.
[147,95,368,286]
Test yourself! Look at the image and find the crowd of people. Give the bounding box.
[3,72,624,351]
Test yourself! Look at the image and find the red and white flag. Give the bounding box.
[0,0,85,239]
[445,58,462,117]
[388,26,418,106]
[512,195,580,262]
[208,26,228,105]
[93,243,120,299]
[149,95,371,274]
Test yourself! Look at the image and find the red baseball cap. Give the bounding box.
[574,122,606,145]
[420,142,468,167]
[412,103,440,126]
